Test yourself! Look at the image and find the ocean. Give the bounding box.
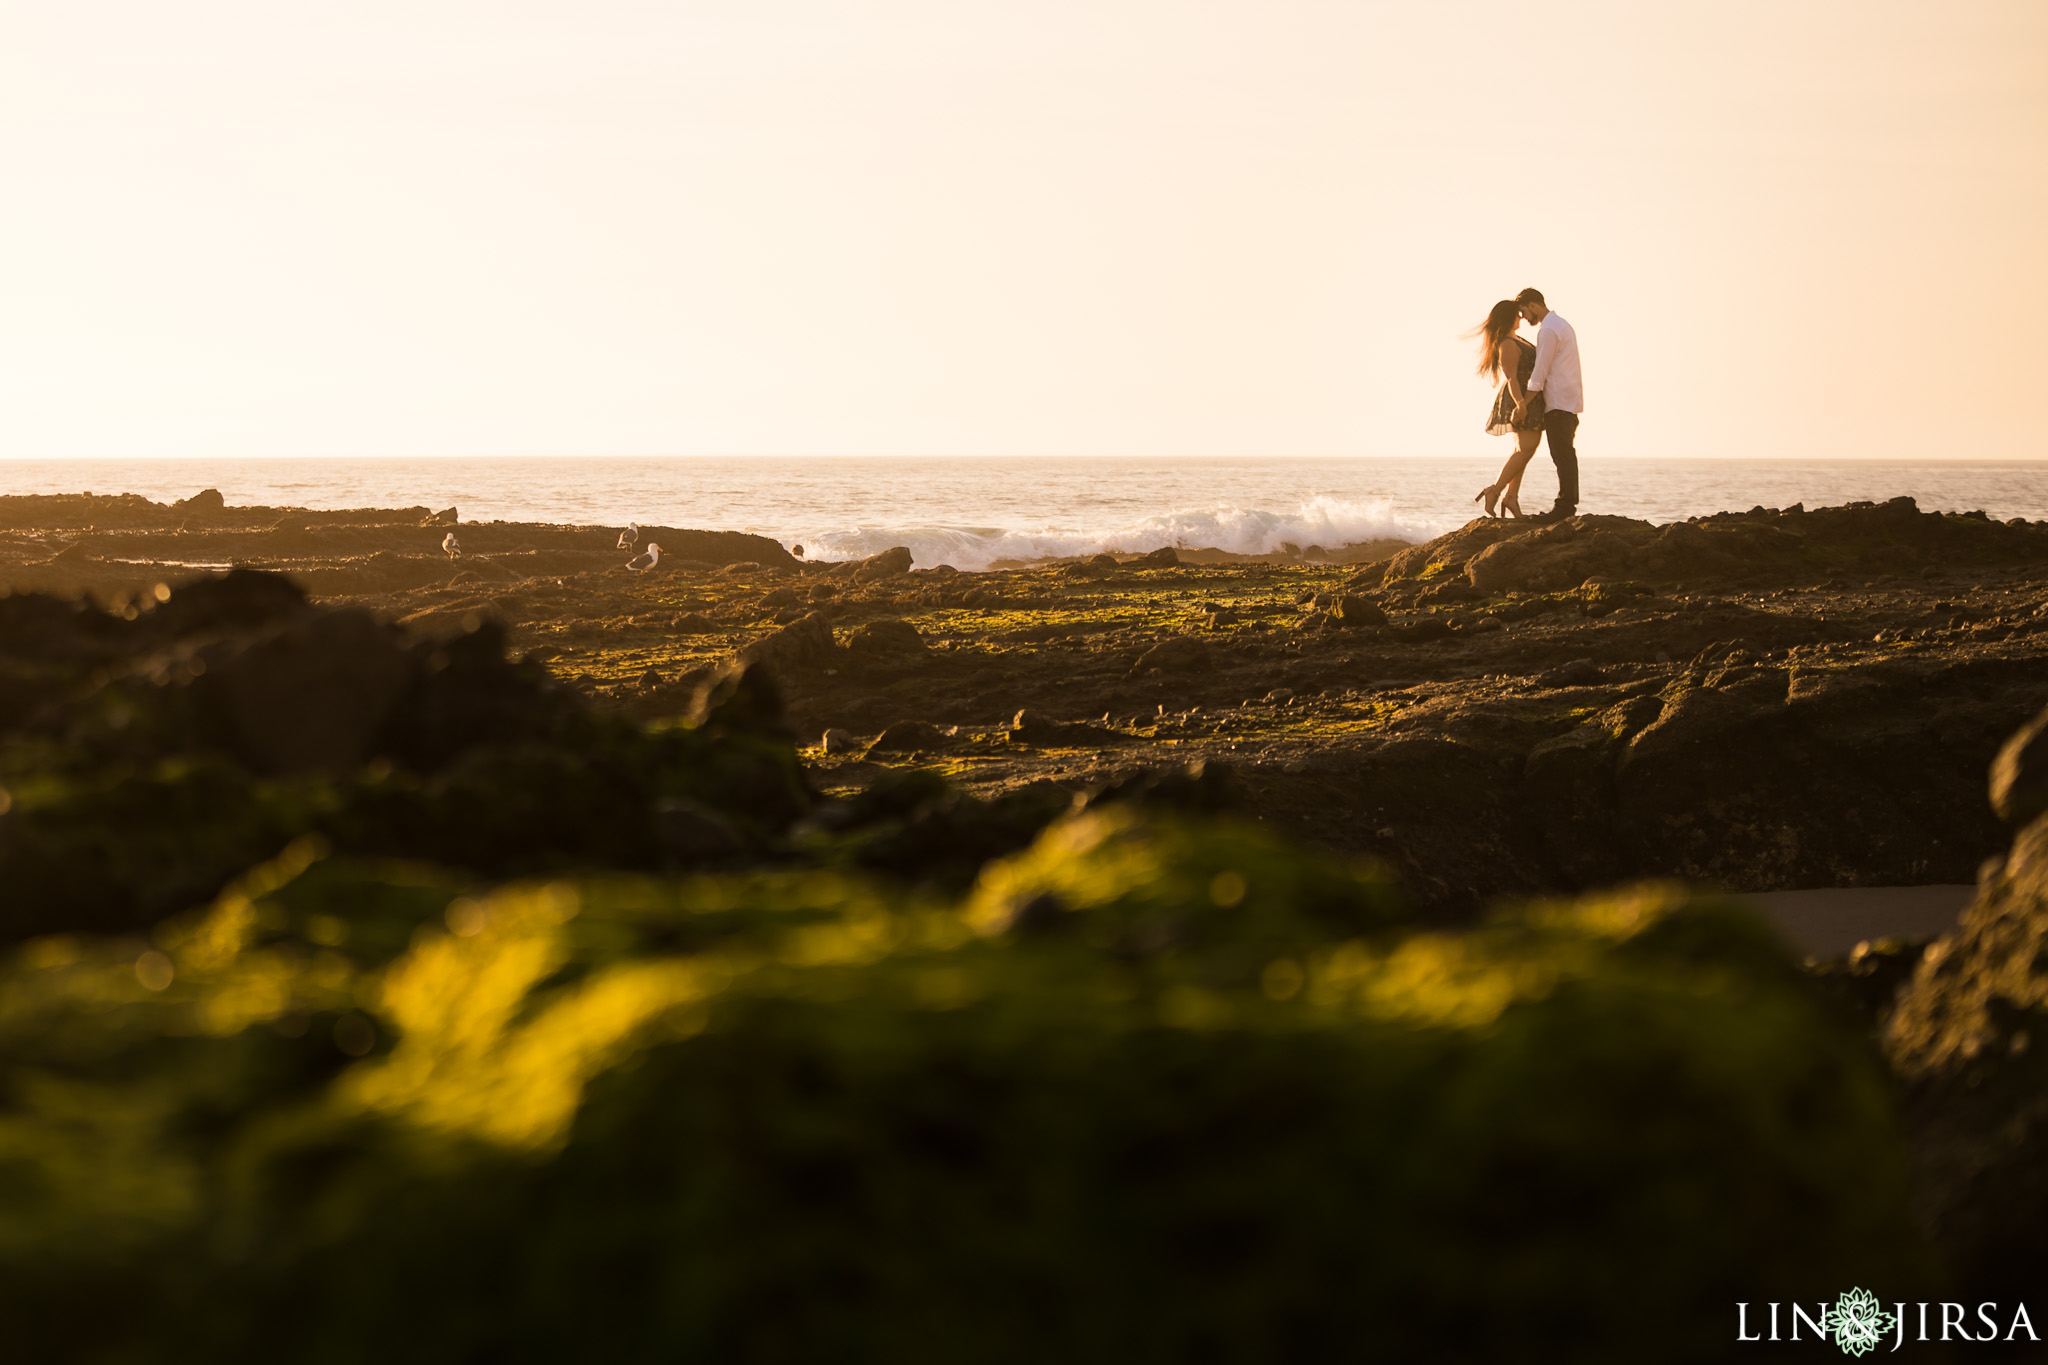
[4,456,2044,571]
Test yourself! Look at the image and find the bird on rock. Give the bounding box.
[626,543,661,572]
[442,532,461,558]
[618,523,639,550]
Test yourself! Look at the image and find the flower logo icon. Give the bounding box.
[1828,1287,1896,1357]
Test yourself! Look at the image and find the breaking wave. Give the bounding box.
[780,495,1444,572]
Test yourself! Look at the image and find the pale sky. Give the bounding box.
[2,0,2043,462]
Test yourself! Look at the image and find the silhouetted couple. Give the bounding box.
[1472,287,1582,522]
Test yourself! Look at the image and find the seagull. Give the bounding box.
[626,543,661,573]
[442,532,461,558]
[792,544,805,558]
[618,523,639,550]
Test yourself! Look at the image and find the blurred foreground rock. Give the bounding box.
[0,571,810,940]
[0,806,1923,1363]
[1889,699,2048,1292]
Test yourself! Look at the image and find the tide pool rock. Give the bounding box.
[853,546,915,582]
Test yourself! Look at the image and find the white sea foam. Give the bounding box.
[782,495,1443,571]
[8,456,2047,574]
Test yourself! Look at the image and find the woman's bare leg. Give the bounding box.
[1498,430,1540,517]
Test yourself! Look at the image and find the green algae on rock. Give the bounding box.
[0,811,1923,1363]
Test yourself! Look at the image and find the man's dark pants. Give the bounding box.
[1542,409,1580,514]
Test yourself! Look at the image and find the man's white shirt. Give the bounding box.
[1526,312,1583,415]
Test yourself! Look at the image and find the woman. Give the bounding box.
[1471,299,1544,518]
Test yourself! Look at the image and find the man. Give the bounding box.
[1514,288,1582,520]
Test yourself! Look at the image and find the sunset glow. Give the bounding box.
[2,0,2042,462]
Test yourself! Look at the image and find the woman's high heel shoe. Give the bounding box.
[1500,490,1523,519]
[1474,484,1502,518]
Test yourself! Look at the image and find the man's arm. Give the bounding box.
[1526,320,1556,393]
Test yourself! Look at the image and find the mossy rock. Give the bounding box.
[0,713,812,944]
[0,810,1926,1362]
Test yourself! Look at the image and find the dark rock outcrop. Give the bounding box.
[1009,709,1124,747]
[687,658,790,741]
[1130,637,1208,674]
[1074,758,1235,813]
[738,611,838,674]
[1071,552,1120,579]
[1537,657,1603,688]
[1990,708,2048,824]
[865,720,957,754]
[1330,595,1386,627]
[147,567,314,637]
[1889,707,2048,1292]
[1520,654,2027,894]
[194,609,415,775]
[845,619,925,657]
[585,527,798,569]
[852,546,915,582]
[0,572,812,943]
[1387,498,2048,593]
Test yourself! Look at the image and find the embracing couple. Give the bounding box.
[1473,287,1582,522]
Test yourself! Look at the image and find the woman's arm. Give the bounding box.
[1505,342,1528,410]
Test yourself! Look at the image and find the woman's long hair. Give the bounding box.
[1470,299,1522,380]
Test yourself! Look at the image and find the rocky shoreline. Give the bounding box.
[7,487,2048,1357]
[15,489,2042,916]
